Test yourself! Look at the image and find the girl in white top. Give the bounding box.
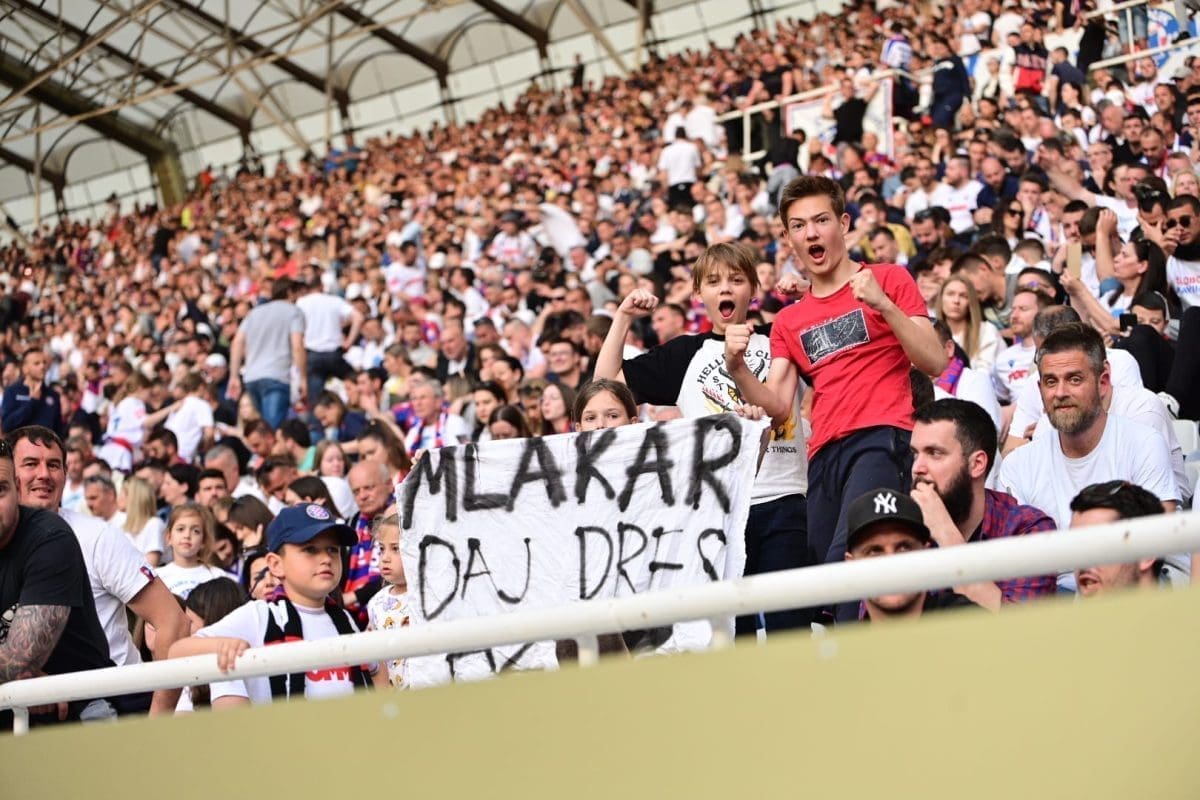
[937,275,1000,375]
[156,504,231,598]
[119,476,166,566]
[98,372,152,473]
[365,514,411,689]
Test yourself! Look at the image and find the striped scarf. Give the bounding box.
[936,354,966,396]
[343,514,379,626]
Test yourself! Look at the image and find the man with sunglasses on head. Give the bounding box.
[1165,194,1200,310]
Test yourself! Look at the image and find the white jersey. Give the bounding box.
[930,180,982,234]
[98,395,147,472]
[992,340,1036,404]
[60,508,154,667]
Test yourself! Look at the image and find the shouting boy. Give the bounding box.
[726,176,945,621]
[594,242,811,634]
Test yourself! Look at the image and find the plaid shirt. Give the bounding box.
[971,489,1057,602]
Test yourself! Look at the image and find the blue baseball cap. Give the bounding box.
[267,503,356,552]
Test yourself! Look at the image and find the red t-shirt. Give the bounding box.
[770,263,926,458]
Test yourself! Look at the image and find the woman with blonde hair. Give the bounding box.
[120,476,166,566]
[936,274,1000,375]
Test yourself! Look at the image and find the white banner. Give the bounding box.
[396,414,763,687]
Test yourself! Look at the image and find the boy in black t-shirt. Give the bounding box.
[594,242,813,634]
[0,441,114,726]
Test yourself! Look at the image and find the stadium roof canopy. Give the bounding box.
[0,0,820,228]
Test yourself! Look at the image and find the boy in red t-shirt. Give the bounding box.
[726,176,946,620]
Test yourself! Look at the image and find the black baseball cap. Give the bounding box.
[267,503,356,552]
[846,488,930,550]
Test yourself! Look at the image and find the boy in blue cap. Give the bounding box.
[169,503,372,706]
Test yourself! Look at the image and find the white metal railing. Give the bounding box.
[1,510,1197,735]
[712,68,914,163]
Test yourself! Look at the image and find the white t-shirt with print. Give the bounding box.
[992,340,1036,403]
[367,587,412,688]
[197,600,360,704]
[1166,255,1200,309]
[156,563,231,599]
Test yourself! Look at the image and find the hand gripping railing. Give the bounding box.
[2,510,1197,734]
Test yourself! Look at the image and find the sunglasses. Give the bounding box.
[1005,207,1024,216]
[1164,215,1193,230]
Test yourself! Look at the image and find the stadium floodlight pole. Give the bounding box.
[2,510,1198,734]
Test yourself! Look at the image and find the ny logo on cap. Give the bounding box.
[874,492,898,515]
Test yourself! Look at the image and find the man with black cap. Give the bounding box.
[170,503,372,705]
[844,487,984,622]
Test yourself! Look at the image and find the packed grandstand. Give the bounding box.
[0,0,1198,729]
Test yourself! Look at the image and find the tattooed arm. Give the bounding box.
[0,605,69,683]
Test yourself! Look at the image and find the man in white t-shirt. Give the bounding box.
[1004,305,1144,452]
[930,155,983,235]
[998,325,1179,535]
[992,287,1044,404]
[1165,196,1200,308]
[657,129,702,207]
[904,157,945,222]
[297,277,363,406]
[9,425,189,716]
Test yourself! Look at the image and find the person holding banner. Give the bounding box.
[594,242,813,635]
[726,176,946,623]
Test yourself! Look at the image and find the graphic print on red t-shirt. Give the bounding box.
[770,264,927,458]
[797,308,870,364]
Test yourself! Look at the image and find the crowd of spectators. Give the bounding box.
[1,0,1199,724]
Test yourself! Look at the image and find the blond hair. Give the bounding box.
[122,476,158,537]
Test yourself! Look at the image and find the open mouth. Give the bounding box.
[718,300,736,319]
[807,244,826,261]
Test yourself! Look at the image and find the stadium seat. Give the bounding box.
[1173,419,1200,460]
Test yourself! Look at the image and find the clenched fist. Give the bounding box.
[849,268,889,311]
[724,323,752,367]
[617,288,658,319]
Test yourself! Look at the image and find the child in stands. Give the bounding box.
[168,503,371,706]
[155,504,229,598]
[366,514,410,689]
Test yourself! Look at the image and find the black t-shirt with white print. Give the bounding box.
[622,326,808,503]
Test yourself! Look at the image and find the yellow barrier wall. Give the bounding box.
[3,589,1198,798]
